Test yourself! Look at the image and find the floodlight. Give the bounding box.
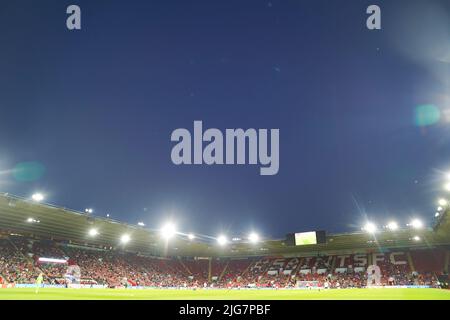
[88,228,98,237]
[31,193,44,202]
[386,221,398,231]
[138,222,145,227]
[187,233,195,240]
[413,235,421,241]
[248,232,260,243]
[445,183,450,191]
[363,222,377,234]
[217,235,227,246]
[85,208,93,214]
[435,212,440,217]
[437,206,443,211]
[438,199,448,206]
[160,222,176,239]
[410,219,423,229]
[120,234,130,244]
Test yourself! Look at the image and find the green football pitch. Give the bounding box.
[0,288,449,300]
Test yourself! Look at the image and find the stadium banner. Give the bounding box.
[14,284,66,289]
[71,284,107,289]
[296,281,320,289]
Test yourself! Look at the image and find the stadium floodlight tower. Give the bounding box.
[409,218,423,229]
[31,193,44,202]
[248,232,259,244]
[160,222,176,240]
[363,222,377,234]
[217,235,228,246]
[88,228,98,237]
[120,234,130,244]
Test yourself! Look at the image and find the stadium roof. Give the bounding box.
[0,193,449,258]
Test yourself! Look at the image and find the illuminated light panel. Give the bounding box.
[120,234,130,244]
[248,232,260,243]
[386,221,398,231]
[31,193,44,202]
[363,222,377,234]
[160,222,176,239]
[217,235,227,246]
[410,219,423,229]
[38,257,67,264]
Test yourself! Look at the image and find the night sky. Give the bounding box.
[1,0,450,239]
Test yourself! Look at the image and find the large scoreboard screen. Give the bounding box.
[286,231,326,246]
[294,231,317,245]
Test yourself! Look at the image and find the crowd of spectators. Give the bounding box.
[0,239,35,284]
[0,236,444,289]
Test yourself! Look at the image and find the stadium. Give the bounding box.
[0,192,449,300]
[2,1,450,306]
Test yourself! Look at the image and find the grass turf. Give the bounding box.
[0,288,449,300]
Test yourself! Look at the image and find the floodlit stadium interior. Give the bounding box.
[0,193,449,290]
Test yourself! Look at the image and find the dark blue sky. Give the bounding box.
[1,0,450,239]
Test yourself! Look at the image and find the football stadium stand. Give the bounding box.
[0,193,449,289]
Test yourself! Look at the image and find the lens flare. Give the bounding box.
[414,104,440,127]
[13,162,46,182]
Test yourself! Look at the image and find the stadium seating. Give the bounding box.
[0,235,446,288]
[410,249,447,273]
